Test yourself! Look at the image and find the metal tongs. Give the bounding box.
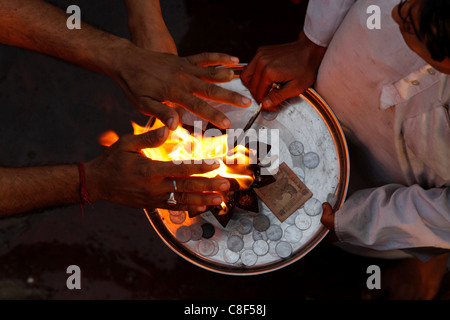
[236,82,281,145]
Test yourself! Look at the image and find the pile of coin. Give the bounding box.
[171,200,321,267]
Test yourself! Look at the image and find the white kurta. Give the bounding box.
[303,0,450,259]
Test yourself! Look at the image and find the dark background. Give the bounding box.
[0,0,448,300]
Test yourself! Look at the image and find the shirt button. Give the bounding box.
[427,68,436,75]
[411,80,420,86]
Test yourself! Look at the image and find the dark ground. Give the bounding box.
[0,0,448,301]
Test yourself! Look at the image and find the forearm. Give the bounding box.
[335,184,450,250]
[0,165,81,216]
[123,0,176,53]
[0,0,130,78]
[124,0,164,34]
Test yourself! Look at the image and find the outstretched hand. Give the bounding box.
[114,46,252,131]
[86,126,230,212]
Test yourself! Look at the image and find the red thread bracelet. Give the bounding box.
[77,162,90,216]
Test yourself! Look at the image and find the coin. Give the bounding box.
[237,217,253,235]
[252,230,268,241]
[189,223,203,241]
[304,198,323,216]
[227,235,244,252]
[253,214,270,232]
[261,110,279,121]
[284,209,300,225]
[266,225,283,241]
[175,225,192,243]
[198,239,216,256]
[303,152,320,169]
[275,241,293,258]
[288,141,304,156]
[201,223,215,239]
[295,213,312,230]
[169,210,186,224]
[241,250,258,266]
[223,249,240,264]
[169,210,184,216]
[252,240,269,256]
[292,167,305,181]
[284,225,303,243]
[228,226,243,239]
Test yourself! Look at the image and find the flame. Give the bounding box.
[134,119,255,190]
[98,130,119,147]
[99,120,255,192]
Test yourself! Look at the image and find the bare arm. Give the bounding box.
[0,0,251,130]
[0,128,231,217]
[0,165,80,216]
[123,0,177,54]
[0,0,124,77]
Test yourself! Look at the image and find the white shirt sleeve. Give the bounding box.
[303,0,356,47]
[335,184,450,251]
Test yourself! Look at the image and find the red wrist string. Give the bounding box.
[77,162,91,217]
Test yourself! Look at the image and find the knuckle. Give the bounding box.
[204,83,220,98]
[269,89,284,104]
[206,66,219,79]
[176,192,188,204]
[177,163,190,177]
[181,178,196,192]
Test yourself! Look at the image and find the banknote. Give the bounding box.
[255,162,313,222]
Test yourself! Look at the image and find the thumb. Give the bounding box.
[262,82,301,110]
[130,126,169,151]
[320,202,335,231]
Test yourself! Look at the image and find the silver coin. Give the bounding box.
[266,225,283,241]
[169,210,186,224]
[268,241,278,257]
[284,209,300,225]
[275,241,293,258]
[237,217,253,235]
[228,227,243,239]
[288,141,304,156]
[241,250,258,267]
[227,235,244,252]
[210,239,220,256]
[253,214,270,232]
[304,198,323,216]
[284,225,303,243]
[175,225,192,243]
[223,249,240,264]
[252,240,269,256]
[292,167,305,181]
[252,230,268,241]
[261,110,279,121]
[198,239,216,256]
[303,152,320,169]
[189,223,203,241]
[295,213,312,230]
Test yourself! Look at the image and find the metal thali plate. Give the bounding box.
[144,64,349,275]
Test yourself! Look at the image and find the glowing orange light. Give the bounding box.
[99,120,255,212]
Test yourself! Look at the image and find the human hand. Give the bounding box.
[86,126,231,212]
[240,31,326,110]
[320,202,335,230]
[113,44,252,130]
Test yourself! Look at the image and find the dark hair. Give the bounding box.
[398,0,450,61]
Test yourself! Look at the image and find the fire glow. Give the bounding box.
[99,119,255,194]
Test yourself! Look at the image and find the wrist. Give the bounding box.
[83,159,103,203]
[298,31,326,61]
